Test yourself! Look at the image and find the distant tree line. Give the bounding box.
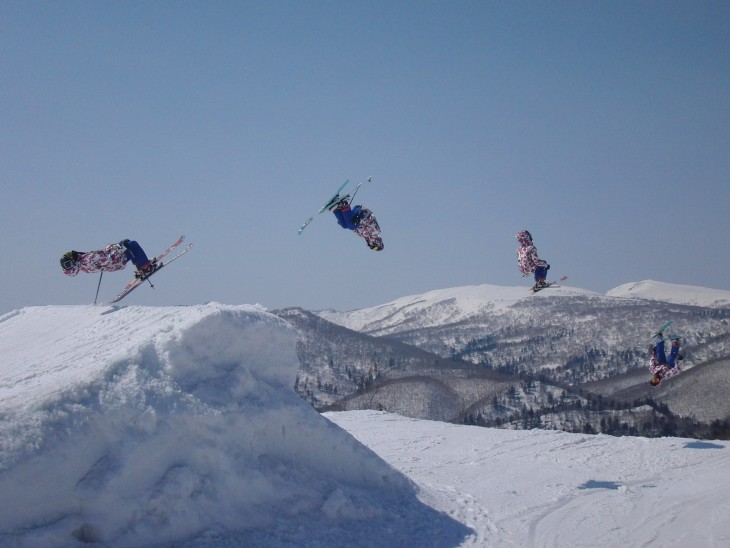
[463,389,730,440]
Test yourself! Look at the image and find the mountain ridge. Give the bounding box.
[319,279,730,333]
[294,280,730,436]
[607,279,730,307]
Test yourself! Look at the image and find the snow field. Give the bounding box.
[327,410,730,547]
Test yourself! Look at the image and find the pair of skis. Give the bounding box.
[298,177,372,235]
[531,275,568,293]
[107,236,192,304]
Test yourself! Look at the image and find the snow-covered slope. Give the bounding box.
[328,410,730,547]
[318,283,596,334]
[0,304,466,546]
[607,279,730,307]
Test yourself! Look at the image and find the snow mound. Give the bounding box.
[0,304,469,546]
[607,280,730,308]
[318,283,596,332]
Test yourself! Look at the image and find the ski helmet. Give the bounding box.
[60,251,78,271]
[368,238,384,251]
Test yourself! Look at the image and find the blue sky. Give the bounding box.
[1,1,729,314]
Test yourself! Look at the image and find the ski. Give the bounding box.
[297,217,314,234]
[652,320,673,338]
[531,275,568,293]
[109,244,192,304]
[108,236,191,304]
[319,179,350,213]
[298,180,350,235]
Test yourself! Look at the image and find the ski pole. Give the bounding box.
[94,271,104,305]
[139,270,155,289]
[349,176,372,203]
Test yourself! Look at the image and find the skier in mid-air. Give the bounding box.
[60,239,156,278]
[515,230,550,290]
[329,195,384,251]
[648,332,683,387]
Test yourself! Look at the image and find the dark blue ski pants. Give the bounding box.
[334,206,363,230]
[534,265,548,282]
[655,339,681,368]
[122,240,150,268]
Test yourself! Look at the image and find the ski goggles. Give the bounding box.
[60,253,77,271]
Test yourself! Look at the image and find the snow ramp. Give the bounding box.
[0,304,470,546]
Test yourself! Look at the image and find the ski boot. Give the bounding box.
[134,260,159,279]
[330,194,350,211]
[327,194,350,211]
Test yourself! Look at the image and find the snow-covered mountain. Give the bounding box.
[607,279,730,307]
[276,307,519,421]
[317,281,730,381]
[2,303,730,546]
[311,281,730,430]
[319,280,730,335]
[318,283,597,335]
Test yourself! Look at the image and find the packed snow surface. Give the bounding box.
[0,304,465,546]
[1,302,729,546]
[328,410,730,547]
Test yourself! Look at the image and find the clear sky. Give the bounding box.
[1,1,729,314]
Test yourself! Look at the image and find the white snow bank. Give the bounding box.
[607,280,730,308]
[0,304,469,546]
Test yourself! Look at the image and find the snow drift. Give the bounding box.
[0,304,469,546]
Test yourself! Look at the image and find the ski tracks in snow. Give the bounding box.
[523,434,730,547]
[328,410,730,547]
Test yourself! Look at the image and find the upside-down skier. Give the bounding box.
[329,195,384,251]
[648,332,684,387]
